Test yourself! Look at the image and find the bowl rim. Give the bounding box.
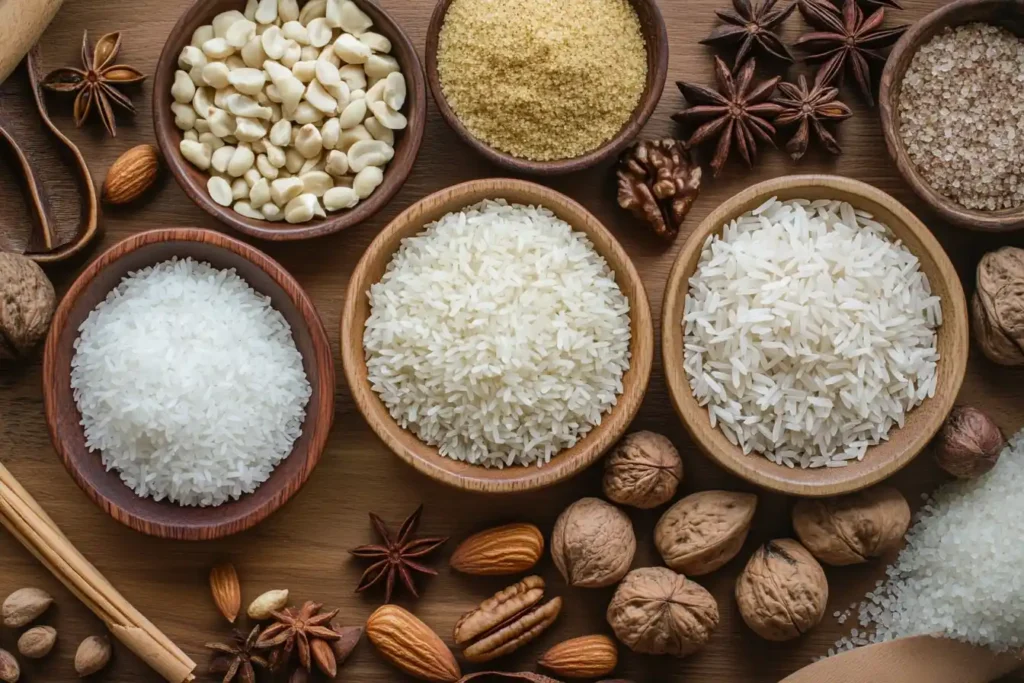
[662,174,970,497]
[152,0,427,241]
[423,0,669,176]
[41,227,336,539]
[340,178,654,493]
[879,0,1024,232]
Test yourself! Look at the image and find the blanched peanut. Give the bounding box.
[319,43,341,67]
[249,177,272,206]
[279,0,299,22]
[383,72,406,111]
[241,37,267,67]
[301,45,320,61]
[370,100,407,130]
[208,176,234,206]
[338,64,366,90]
[271,176,305,205]
[193,87,215,117]
[244,168,262,187]
[315,59,341,87]
[192,25,215,48]
[234,201,266,219]
[172,70,196,103]
[337,1,373,35]
[305,80,337,113]
[244,0,258,21]
[321,118,340,150]
[333,33,370,64]
[262,203,284,221]
[299,0,327,24]
[184,129,199,142]
[228,145,256,176]
[324,81,350,110]
[301,170,333,196]
[226,19,257,48]
[255,0,278,24]
[224,92,273,119]
[251,138,267,153]
[262,26,287,59]
[181,139,212,169]
[202,38,234,60]
[292,60,317,83]
[348,138,393,172]
[235,117,268,142]
[364,78,385,106]
[213,10,247,37]
[214,86,237,109]
[353,165,383,198]
[358,32,391,53]
[207,108,236,138]
[284,193,318,223]
[282,20,309,45]
[284,148,305,173]
[172,102,197,130]
[232,178,250,200]
[179,45,207,71]
[307,18,333,47]
[294,124,323,158]
[324,149,349,176]
[325,0,344,27]
[338,98,366,129]
[364,54,399,79]
[228,67,267,95]
[292,102,322,124]
[257,153,280,179]
[194,117,211,133]
[269,119,292,146]
[212,145,235,173]
[299,154,323,174]
[202,61,231,89]
[338,124,371,151]
[265,142,287,167]
[324,185,359,210]
[281,40,302,68]
[200,132,225,150]
[364,116,393,146]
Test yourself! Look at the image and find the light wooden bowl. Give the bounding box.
[42,228,335,539]
[153,0,426,241]
[341,179,654,493]
[879,0,1024,232]
[662,176,969,497]
[423,0,668,176]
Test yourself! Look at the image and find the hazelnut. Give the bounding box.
[736,539,828,641]
[0,253,56,361]
[602,431,683,509]
[551,498,635,588]
[972,246,1024,366]
[606,567,718,658]
[934,405,1004,479]
[792,486,911,566]
[655,490,757,575]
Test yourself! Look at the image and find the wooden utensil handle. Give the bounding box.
[0,0,64,85]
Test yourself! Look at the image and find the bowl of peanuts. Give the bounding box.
[154,0,426,241]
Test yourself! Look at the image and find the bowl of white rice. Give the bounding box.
[662,175,969,497]
[341,178,654,493]
[42,228,335,539]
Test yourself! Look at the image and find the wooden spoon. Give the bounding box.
[781,635,1021,683]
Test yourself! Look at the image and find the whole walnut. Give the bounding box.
[735,539,828,641]
[551,497,635,588]
[602,431,683,509]
[606,567,719,658]
[972,246,1024,366]
[655,490,757,576]
[792,486,910,566]
[0,253,56,361]
[934,405,1005,479]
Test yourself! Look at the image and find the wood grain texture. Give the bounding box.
[0,0,63,85]
[424,0,669,176]
[152,0,427,241]
[341,179,654,493]
[879,0,1024,232]
[40,228,335,540]
[1,0,1024,682]
[662,175,969,497]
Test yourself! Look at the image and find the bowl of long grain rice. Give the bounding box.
[42,228,335,540]
[341,178,654,493]
[662,175,969,497]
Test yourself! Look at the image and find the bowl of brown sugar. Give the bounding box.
[425,0,668,175]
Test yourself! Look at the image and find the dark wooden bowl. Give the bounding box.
[153,0,427,241]
[341,179,654,493]
[42,228,335,540]
[424,0,668,176]
[879,0,1024,232]
[662,176,970,497]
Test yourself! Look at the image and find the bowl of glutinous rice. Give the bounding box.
[341,178,654,493]
[42,228,334,540]
[662,175,969,497]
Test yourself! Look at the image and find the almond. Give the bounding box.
[538,635,618,679]
[449,523,544,576]
[366,605,461,683]
[209,563,241,623]
[102,144,160,204]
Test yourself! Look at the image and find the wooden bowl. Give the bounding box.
[42,228,335,539]
[423,0,668,176]
[341,178,654,493]
[662,176,969,497]
[879,0,1024,232]
[153,0,426,241]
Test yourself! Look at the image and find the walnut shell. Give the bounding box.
[792,486,911,566]
[0,253,55,360]
[972,247,1024,366]
[602,431,683,509]
[735,539,828,641]
[551,498,635,588]
[606,567,718,658]
[655,490,757,576]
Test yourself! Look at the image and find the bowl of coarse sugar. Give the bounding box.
[424,0,668,175]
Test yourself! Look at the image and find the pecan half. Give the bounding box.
[453,576,563,663]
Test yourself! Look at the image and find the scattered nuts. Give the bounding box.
[934,405,1005,479]
[735,539,828,641]
[2,588,53,628]
[551,498,635,588]
[0,256,56,361]
[0,649,18,683]
[366,604,461,682]
[74,635,112,677]
[602,431,683,509]
[449,523,545,576]
[209,563,241,623]
[17,626,57,659]
[454,576,562,663]
[655,490,757,575]
[792,486,911,566]
[247,589,289,620]
[972,246,1024,366]
[538,635,618,679]
[102,144,161,204]
[606,567,718,658]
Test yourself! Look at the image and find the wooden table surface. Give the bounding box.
[2,1,1024,681]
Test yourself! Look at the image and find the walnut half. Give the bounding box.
[973,246,1024,366]
[616,139,701,243]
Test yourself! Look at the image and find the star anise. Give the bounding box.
[349,504,448,603]
[41,31,145,136]
[256,601,341,676]
[794,0,907,106]
[673,56,783,177]
[206,626,269,683]
[772,66,853,160]
[701,0,797,68]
